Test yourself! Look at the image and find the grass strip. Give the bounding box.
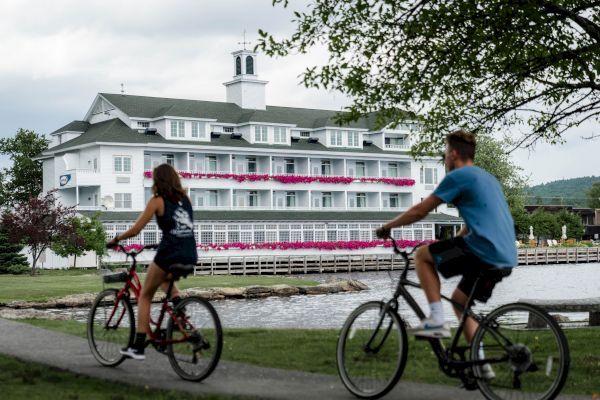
[0,274,318,303]
[20,319,600,396]
[0,353,246,400]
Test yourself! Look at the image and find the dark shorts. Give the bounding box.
[154,253,197,273]
[428,237,512,303]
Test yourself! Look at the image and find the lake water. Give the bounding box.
[51,263,599,328]
[210,262,600,328]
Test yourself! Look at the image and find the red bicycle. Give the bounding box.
[87,244,223,381]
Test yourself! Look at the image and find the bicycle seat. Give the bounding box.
[169,264,195,279]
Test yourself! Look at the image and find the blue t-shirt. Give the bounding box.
[432,166,517,268]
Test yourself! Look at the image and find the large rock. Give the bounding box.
[245,286,273,298]
[271,284,300,296]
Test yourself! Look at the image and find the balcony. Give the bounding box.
[385,144,410,150]
[191,205,409,212]
[59,169,101,188]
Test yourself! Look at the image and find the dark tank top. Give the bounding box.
[154,196,197,268]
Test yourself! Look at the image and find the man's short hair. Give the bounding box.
[446,129,476,160]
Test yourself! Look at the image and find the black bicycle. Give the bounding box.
[336,238,570,400]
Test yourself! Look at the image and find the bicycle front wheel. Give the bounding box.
[87,288,135,367]
[472,302,570,400]
[166,296,223,381]
[337,301,408,399]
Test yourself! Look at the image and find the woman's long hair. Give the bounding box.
[152,164,186,203]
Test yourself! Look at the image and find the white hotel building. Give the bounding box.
[38,49,461,248]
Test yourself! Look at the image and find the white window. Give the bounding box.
[248,191,258,207]
[254,125,268,142]
[206,156,217,172]
[137,121,150,128]
[113,156,132,173]
[300,131,311,138]
[286,192,296,207]
[389,194,399,208]
[170,120,185,137]
[274,127,287,143]
[285,159,295,174]
[247,157,257,173]
[208,190,218,207]
[321,160,331,175]
[223,126,235,133]
[356,193,366,208]
[115,193,132,209]
[162,154,174,166]
[355,161,366,177]
[420,167,438,185]
[388,163,398,178]
[348,131,359,147]
[144,153,151,170]
[191,121,206,138]
[322,192,332,208]
[330,130,343,146]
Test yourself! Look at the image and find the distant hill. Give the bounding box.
[525,176,600,207]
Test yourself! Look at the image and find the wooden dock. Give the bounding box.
[193,247,600,276]
[518,247,600,265]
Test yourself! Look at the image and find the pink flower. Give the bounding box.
[143,171,415,187]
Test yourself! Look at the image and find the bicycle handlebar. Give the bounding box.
[106,243,159,256]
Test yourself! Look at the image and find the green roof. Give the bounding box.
[44,118,405,155]
[50,120,89,135]
[100,93,373,130]
[80,210,462,223]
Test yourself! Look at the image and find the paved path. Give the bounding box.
[0,319,585,400]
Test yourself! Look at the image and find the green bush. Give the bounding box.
[1,264,30,275]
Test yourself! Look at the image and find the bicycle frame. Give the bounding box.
[374,238,513,378]
[104,244,193,347]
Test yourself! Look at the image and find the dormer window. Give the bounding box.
[274,127,287,143]
[254,126,268,142]
[300,131,310,138]
[348,131,359,147]
[223,126,235,133]
[330,130,343,146]
[191,121,206,138]
[137,121,150,128]
[170,120,185,138]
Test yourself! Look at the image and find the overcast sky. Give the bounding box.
[0,0,598,186]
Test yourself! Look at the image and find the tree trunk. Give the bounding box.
[73,253,77,269]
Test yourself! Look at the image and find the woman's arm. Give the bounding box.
[108,197,160,245]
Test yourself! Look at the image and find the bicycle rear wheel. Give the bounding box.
[472,302,570,400]
[87,289,134,367]
[337,301,408,399]
[166,296,223,381]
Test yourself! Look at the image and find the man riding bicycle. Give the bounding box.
[377,129,517,377]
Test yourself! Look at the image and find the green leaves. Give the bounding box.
[258,0,600,153]
[0,129,49,208]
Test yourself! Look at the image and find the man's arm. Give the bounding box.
[377,195,443,238]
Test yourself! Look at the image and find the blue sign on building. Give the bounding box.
[59,174,72,186]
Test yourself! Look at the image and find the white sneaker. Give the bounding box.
[410,318,451,338]
[120,347,145,361]
[479,363,496,381]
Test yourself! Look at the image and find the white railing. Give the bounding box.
[385,144,410,150]
[191,205,409,212]
[77,206,103,211]
[66,168,100,174]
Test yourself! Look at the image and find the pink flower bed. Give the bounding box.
[143,171,415,187]
[122,240,432,253]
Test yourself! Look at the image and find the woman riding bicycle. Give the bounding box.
[107,163,198,360]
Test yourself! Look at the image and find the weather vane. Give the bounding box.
[238,29,251,50]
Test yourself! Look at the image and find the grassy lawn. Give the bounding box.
[0,353,246,400]
[0,272,318,303]
[20,319,600,396]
